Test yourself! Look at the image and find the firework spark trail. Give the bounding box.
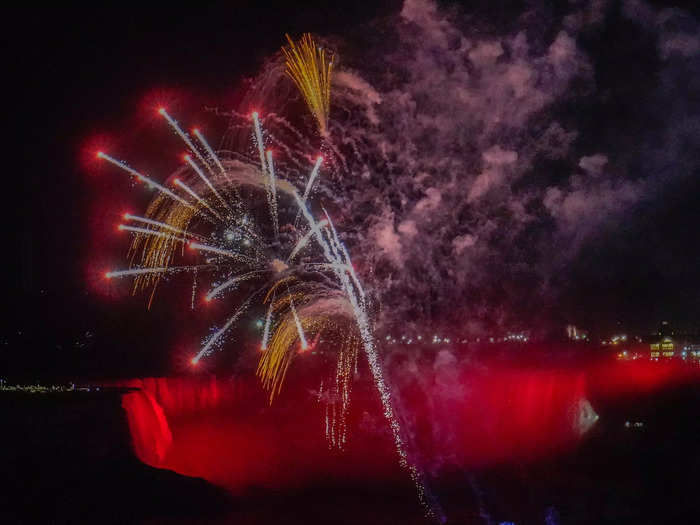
[324,227,345,281]
[266,113,315,147]
[123,213,204,240]
[193,298,253,363]
[294,197,442,521]
[300,262,350,273]
[97,153,194,210]
[261,298,274,350]
[173,178,224,222]
[323,209,365,302]
[264,132,313,173]
[265,149,279,238]
[252,112,267,174]
[292,193,348,299]
[268,117,329,170]
[159,108,217,178]
[291,191,337,264]
[293,212,385,420]
[105,265,207,279]
[253,112,280,238]
[193,128,245,212]
[338,244,363,298]
[324,392,330,440]
[294,155,323,226]
[105,267,170,279]
[118,224,188,243]
[205,270,266,302]
[322,132,350,173]
[191,268,198,310]
[321,212,364,306]
[302,156,323,201]
[184,154,231,212]
[343,270,441,521]
[219,110,313,172]
[290,298,308,350]
[188,242,259,264]
[288,219,328,261]
[193,128,227,176]
[265,150,278,200]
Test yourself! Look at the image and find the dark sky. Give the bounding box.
[4,1,700,380]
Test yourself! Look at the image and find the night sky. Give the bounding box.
[5,0,700,380]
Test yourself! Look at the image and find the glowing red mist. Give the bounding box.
[115,354,700,492]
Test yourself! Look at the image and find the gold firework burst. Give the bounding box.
[282,33,333,135]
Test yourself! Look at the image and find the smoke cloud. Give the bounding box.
[233,0,699,335]
[321,0,700,334]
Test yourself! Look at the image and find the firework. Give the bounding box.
[282,33,333,135]
[100,108,361,421]
[99,105,441,520]
[294,155,323,226]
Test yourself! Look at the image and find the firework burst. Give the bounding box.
[102,109,361,425]
[98,35,443,520]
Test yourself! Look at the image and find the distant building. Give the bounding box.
[650,321,675,359]
[650,338,674,359]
